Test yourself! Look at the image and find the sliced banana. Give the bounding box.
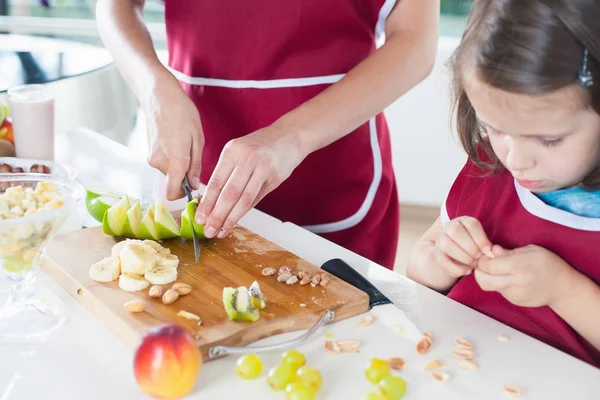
[157,253,179,268]
[119,242,157,275]
[111,239,144,257]
[89,256,121,283]
[143,240,165,253]
[144,265,178,285]
[119,272,151,292]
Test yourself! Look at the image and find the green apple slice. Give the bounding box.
[139,204,159,240]
[180,198,206,240]
[87,195,121,223]
[122,200,142,239]
[86,185,125,201]
[154,202,180,240]
[102,195,130,236]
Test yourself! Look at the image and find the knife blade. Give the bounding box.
[181,176,200,263]
[321,258,423,342]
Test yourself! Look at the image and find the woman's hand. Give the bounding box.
[476,245,579,308]
[146,83,205,200]
[195,126,305,238]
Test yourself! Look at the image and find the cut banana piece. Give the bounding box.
[111,239,143,257]
[89,256,121,283]
[119,272,151,292]
[157,253,179,268]
[119,242,157,275]
[143,240,165,253]
[144,266,178,285]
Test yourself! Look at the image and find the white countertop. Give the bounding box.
[1,128,599,400]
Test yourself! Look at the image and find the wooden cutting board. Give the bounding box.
[41,220,370,361]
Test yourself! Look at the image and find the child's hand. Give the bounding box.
[475,245,579,308]
[433,216,494,279]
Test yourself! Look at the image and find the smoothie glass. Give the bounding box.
[7,84,55,161]
[0,174,84,341]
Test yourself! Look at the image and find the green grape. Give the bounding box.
[285,382,317,400]
[281,349,306,371]
[267,364,295,391]
[235,354,263,380]
[295,366,322,391]
[364,358,391,384]
[362,393,387,400]
[378,375,407,400]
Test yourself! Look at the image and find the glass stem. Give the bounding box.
[8,277,27,305]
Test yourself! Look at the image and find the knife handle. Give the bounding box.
[321,258,391,309]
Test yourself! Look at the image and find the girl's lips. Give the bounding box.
[516,179,544,189]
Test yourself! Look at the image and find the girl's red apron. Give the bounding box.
[164,0,400,269]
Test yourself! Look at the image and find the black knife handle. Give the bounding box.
[321,258,391,308]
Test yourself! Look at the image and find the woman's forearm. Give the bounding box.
[272,1,439,155]
[95,0,178,107]
[552,271,600,351]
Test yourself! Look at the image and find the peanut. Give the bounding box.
[172,282,192,295]
[162,289,179,305]
[149,285,163,298]
[123,299,145,313]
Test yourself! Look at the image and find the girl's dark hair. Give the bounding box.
[450,0,600,188]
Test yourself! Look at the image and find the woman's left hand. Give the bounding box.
[194,126,306,239]
[475,244,579,308]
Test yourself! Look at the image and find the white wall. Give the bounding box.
[385,37,466,208]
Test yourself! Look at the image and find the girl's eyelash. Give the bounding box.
[540,138,562,147]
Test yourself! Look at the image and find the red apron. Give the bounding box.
[164,0,400,269]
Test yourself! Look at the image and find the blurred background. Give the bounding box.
[0,0,473,273]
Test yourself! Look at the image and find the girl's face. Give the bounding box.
[465,75,600,193]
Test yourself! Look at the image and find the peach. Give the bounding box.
[134,324,202,399]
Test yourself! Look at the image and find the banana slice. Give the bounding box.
[119,272,151,292]
[143,240,165,253]
[89,256,121,282]
[157,253,179,268]
[119,242,157,275]
[111,239,144,257]
[144,265,178,285]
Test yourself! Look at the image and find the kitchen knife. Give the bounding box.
[181,176,200,263]
[321,258,423,342]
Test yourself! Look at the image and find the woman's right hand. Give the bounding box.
[433,216,493,278]
[145,80,205,200]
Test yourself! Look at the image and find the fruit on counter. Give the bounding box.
[102,195,130,236]
[267,364,295,391]
[155,202,181,239]
[285,382,317,400]
[0,104,14,145]
[119,271,151,292]
[281,349,306,372]
[85,186,127,223]
[180,197,206,240]
[139,204,159,240]
[119,242,157,275]
[235,354,263,380]
[248,280,266,310]
[223,285,261,322]
[378,375,407,400]
[123,200,142,238]
[88,256,121,282]
[295,366,322,392]
[134,324,202,399]
[89,239,178,290]
[364,358,391,384]
[145,265,178,285]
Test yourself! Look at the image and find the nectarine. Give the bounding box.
[134,324,202,399]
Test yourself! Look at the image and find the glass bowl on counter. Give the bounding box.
[0,173,84,341]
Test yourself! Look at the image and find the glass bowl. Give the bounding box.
[0,173,84,341]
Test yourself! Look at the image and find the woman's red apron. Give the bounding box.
[164,0,400,269]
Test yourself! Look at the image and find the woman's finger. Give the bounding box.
[196,156,235,225]
[203,165,254,238]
